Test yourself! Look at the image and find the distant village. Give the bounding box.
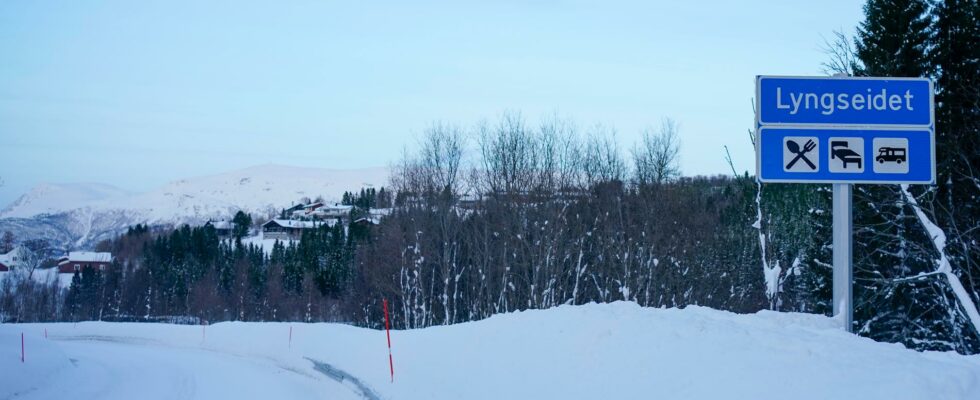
[209,200,390,241]
[0,248,113,283]
[0,188,391,282]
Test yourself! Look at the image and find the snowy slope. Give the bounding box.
[117,164,389,223]
[2,164,389,221]
[0,268,73,292]
[0,183,132,219]
[4,302,980,400]
[0,165,389,249]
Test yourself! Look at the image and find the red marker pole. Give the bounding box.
[383,299,394,383]
[21,332,25,363]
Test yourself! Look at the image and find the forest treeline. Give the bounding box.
[1,0,978,354]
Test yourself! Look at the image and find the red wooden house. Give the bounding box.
[57,252,113,274]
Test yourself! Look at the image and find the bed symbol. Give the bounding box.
[831,141,862,170]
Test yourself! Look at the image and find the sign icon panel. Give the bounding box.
[873,138,909,174]
[783,137,818,172]
[757,127,932,183]
[828,138,864,173]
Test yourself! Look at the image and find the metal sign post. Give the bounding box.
[755,76,935,333]
[832,183,853,332]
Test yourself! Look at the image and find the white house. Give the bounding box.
[290,202,353,220]
[315,204,353,219]
[0,247,23,272]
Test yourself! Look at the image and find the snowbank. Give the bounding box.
[0,329,74,397]
[0,268,69,289]
[236,232,295,254]
[3,302,980,399]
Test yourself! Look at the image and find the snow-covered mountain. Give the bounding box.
[0,183,133,219]
[0,165,389,250]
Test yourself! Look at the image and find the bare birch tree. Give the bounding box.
[633,118,681,186]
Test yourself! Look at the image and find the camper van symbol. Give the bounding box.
[876,147,907,164]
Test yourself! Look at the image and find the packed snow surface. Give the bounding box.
[3,302,980,399]
[0,268,71,289]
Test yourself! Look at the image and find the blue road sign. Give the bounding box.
[756,76,935,184]
[757,76,933,127]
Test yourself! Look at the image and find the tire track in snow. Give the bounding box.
[45,335,359,399]
[306,357,382,400]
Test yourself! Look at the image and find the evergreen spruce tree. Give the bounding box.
[928,0,980,352]
[232,211,252,241]
[378,187,389,208]
[282,241,303,294]
[65,271,82,321]
[761,184,833,313]
[79,266,102,320]
[848,0,980,352]
[934,0,980,230]
[851,0,946,348]
[102,260,123,320]
[853,0,933,77]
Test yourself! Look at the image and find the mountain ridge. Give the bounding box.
[0,164,390,250]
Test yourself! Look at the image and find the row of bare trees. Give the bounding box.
[358,105,980,354]
[394,113,681,200]
[349,113,770,329]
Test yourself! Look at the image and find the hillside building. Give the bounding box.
[57,252,113,274]
[262,219,319,240]
[0,247,23,272]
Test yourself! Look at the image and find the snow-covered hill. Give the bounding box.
[4,302,980,399]
[0,183,132,219]
[0,165,389,249]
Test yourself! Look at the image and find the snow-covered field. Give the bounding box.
[0,268,72,289]
[237,232,294,254]
[3,302,980,400]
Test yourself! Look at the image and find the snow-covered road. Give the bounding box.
[12,337,360,400]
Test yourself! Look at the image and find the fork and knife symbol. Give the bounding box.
[786,139,817,170]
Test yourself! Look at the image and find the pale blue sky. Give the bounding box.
[0,1,863,205]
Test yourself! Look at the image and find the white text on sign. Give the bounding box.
[775,87,915,116]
